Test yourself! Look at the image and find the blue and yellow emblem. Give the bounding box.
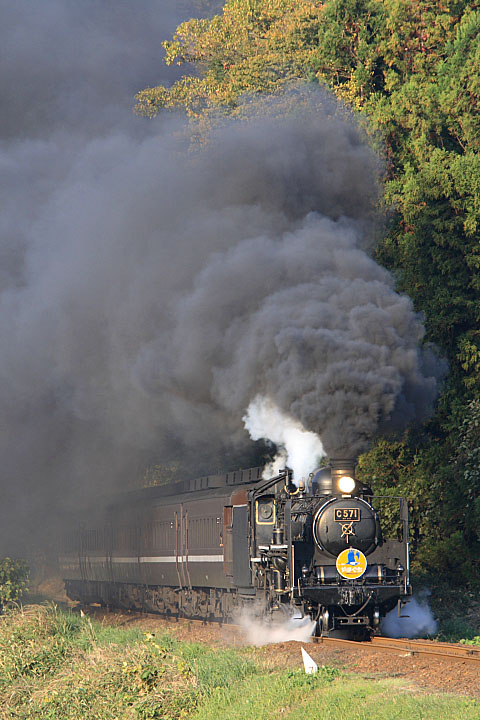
[336,548,367,580]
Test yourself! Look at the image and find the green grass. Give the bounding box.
[0,605,478,720]
[191,670,480,720]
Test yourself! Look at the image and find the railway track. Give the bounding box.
[81,606,480,666]
[314,634,480,666]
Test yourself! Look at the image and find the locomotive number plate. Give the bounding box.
[334,508,360,522]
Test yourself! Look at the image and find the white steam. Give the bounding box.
[235,607,316,646]
[243,395,325,483]
[381,593,437,639]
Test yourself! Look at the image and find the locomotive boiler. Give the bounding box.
[61,458,411,638]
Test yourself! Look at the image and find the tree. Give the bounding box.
[135,1,324,118]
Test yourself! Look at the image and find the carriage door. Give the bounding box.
[232,505,251,589]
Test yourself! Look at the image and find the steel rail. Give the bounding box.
[372,635,480,657]
[314,635,480,666]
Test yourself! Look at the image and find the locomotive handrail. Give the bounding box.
[370,496,410,590]
[179,507,188,590]
[284,500,294,596]
[250,470,289,499]
[184,510,192,590]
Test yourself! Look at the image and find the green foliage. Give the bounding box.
[438,617,478,643]
[455,399,480,487]
[461,635,480,645]
[357,420,480,584]
[0,557,28,607]
[0,606,258,719]
[135,1,325,119]
[143,461,190,487]
[452,399,480,550]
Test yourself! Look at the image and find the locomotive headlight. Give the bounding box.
[338,475,355,494]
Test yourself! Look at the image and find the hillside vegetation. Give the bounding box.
[0,605,478,719]
[136,0,480,585]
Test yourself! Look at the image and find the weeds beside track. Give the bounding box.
[0,605,478,720]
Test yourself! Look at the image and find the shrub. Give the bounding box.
[0,558,28,608]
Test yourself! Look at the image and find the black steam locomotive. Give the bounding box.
[61,459,411,638]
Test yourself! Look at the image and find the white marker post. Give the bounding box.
[301,647,318,674]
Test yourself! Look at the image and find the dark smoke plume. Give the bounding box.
[138,98,444,460]
[0,0,204,140]
[0,0,221,552]
[0,2,444,553]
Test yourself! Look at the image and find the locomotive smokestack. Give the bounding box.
[331,458,356,488]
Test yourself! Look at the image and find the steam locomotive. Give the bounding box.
[61,458,411,638]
